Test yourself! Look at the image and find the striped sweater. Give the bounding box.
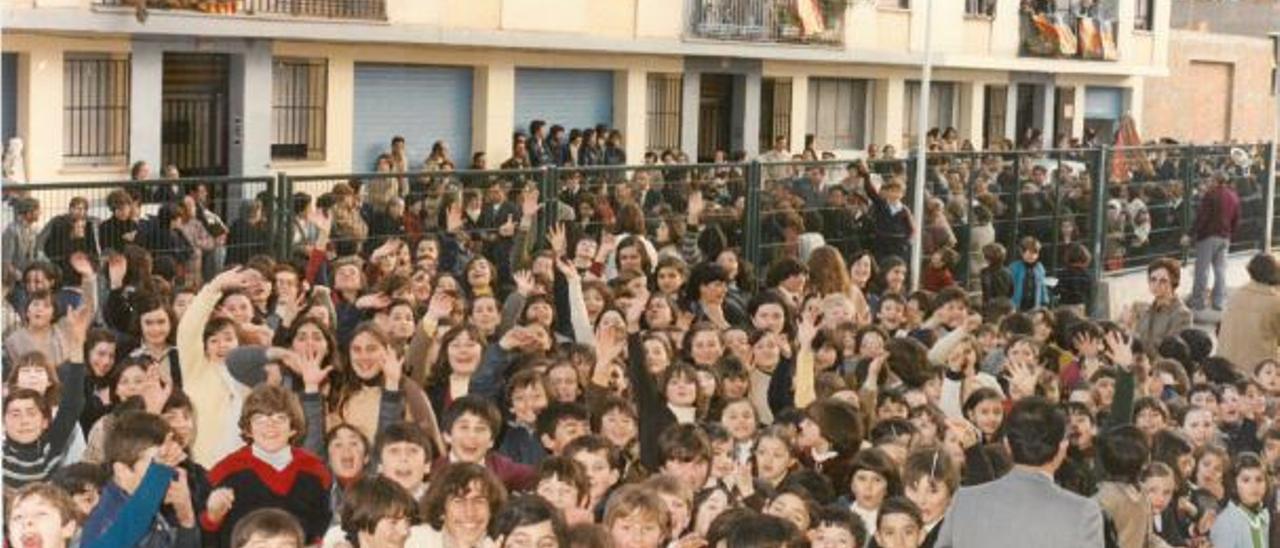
[3,363,86,488]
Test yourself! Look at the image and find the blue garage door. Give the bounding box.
[2,53,16,145]
[514,68,613,134]
[353,64,472,172]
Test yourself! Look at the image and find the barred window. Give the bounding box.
[63,54,130,165]
[965,0,996,16]
[646,73,682,153]
[760,78,792,153]
[807,78,870,151]
[272,58,327,161]
[879,0,909,8]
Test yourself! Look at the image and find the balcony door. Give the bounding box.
[698,73,733,163]
[162,53,229,176]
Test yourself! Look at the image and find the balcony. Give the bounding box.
[688,0,845,46]
[95,0,385,21]
[1020,7,1117,61]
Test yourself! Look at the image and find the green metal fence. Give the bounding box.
[7,143,1273,313]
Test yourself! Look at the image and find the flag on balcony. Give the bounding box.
[796,0,826,36]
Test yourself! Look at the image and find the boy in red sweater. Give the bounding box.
[201,385,332,548]
[922,248,960,292]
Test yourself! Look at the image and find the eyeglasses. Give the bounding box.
[250,413,291,427]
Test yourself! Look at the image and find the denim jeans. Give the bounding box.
[1189,236,1228,310]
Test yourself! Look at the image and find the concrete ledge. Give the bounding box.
[1094,251,1260,321]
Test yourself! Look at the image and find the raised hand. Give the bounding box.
[355,292,392,311]
[554,256,580,282]
[796,310,819,351]
[298,352,333,394]
[445,201,465,234]
[426,291,455,321]
[521,187,541,219]
[624,290,649,331]
[1104,330,1134,370]
[66,302,95,336]
[384,354,404,390]
[513,270,536,297]
[211,267,249,292]
[547,223,567,257]
[68,252,95,277]
[165,467,196,527]
[596,232,618,261]
[206,488,235,523]
[1004,360,1038,400]
[141,368,172,414]
[687,190,705,226]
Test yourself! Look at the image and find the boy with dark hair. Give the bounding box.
[657,424,712,489]
[535,456,593,524]
[566,435,625,516]
[82,410,200,547]
[537,401,591,457]
[498,368,550,466]
[229,508,304,548]
[8,482,82,548]
[332,475,423,547]
[979,242,1013,305]
[490,495,570,548]
[374,421,434,500]
[52,462,110,518]
[865,176,914,263]
[201,385,332,547]
[1056,243,1094,314]
[435,394,535,491]
[809,504,867,548]
[1010,236,1050,311]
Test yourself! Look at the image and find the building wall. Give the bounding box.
[1143,30,1275,143]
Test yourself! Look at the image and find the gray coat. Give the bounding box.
[934,467,1105,548]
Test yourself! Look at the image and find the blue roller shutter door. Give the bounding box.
[352,64,472,172]
[514,68,613,133]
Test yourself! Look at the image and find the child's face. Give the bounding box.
[1141,475,1175,513]
[536,476,583,512]
[1195,454,1224,486]
[379,441,429,492]
[877,401,908,422]
[162,407,195,449]
[8,495,75,548]
[328,429,368,480]
[1021,247,1039,264]
[361,515,411,548]
[610,511,664,548]
[1256,363,1280,392]
[968,400,1004,436]
[1135,407,1165,438]
[710,440,736,481]
[662,456,710,490]
[600,409,637,449]
[753,437,793,484]
[249,412,296,453]
[930,253,945,267]
[1236,468,1268,506]
[876,512,922,548]
[720,401,757,442]
[905,477,952,525]
[543,418,589,455]
[572,449,620,500]
[4,398,48,445]
[509,384,548,425]
[448,413,495,463]
[851,470,889,509]
[1183,410,1216,447]
[882,186,904,203]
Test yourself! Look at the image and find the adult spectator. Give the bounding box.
[934,397,1104,547]
[1124,258,1192,355]
[3,197,41,282]
[1186,173,1239,312]
[1217,253,1280,375]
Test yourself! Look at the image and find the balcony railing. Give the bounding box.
[96,0,386,21]
[1021,8,1117,61]
[689,0,845,46]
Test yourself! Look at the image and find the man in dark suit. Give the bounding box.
[934,397,1105,547]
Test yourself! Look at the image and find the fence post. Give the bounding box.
[1089,146,1108,316]
[538,166,557,251]
[744,161,763,273]
[1180,146,1197,264]
[1009,153,1023,252]
[1265,142,1277,251]
[275,172,292,260]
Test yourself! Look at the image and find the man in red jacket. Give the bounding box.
[1187,173,1240,312]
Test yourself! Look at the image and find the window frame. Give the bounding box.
[271,57,329,162]
[645,73,682,154]
[62,53,131,166]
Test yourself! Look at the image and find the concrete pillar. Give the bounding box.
[680,70,701,160]
[614,68,647,161]
[1037,83,1055,149]
[22,48,63,181]
[741,70,761,157]
[129,42,163,171]
[958,81,984,147]
[873,77,906,149]
[229,40,273,177]
[326,53,355,173]
[1071,86,1087,141]
[789,75,808,155]
[1004,84,1018,143]
[473,61,515,166]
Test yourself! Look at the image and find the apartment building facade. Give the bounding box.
[1,0,1171,181]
